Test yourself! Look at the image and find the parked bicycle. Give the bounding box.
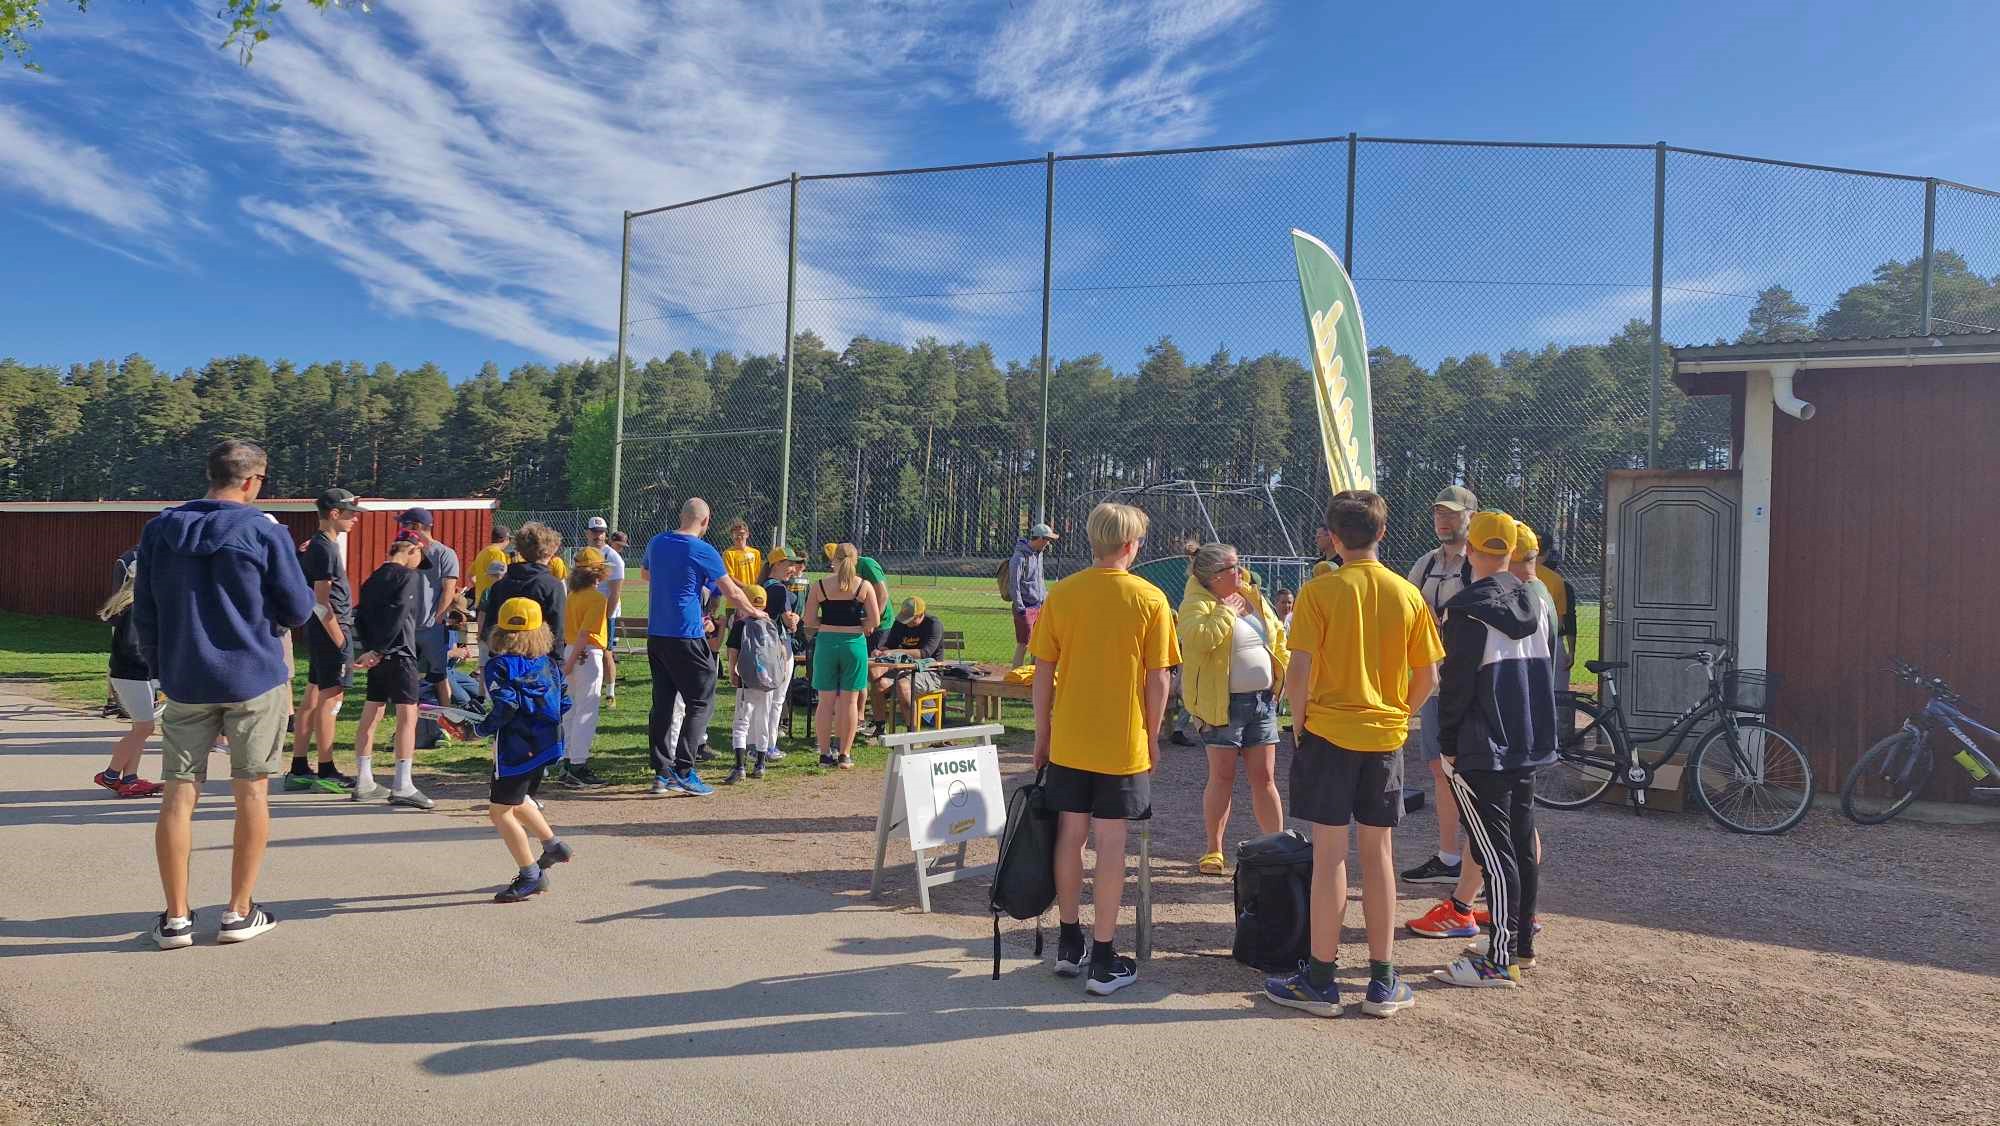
[1534,639,1814,835]
[1839,659,2000,824]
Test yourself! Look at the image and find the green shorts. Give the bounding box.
[160,682,291,783]
[811,633,870,693]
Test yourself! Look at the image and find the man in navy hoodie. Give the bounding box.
[1430,510,1557,990]
[135,441,315,949]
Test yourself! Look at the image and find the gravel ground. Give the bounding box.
[448,732,2000,1126]
[0,1002,118,1126]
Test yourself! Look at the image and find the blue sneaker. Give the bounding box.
[1263,963,1342,1017]
[650,774,685,796]
[676,769,715,796]
[1361,973,1416,1017]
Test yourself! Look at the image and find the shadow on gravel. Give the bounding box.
[0,889,486,958]
[186,961,1254,1071]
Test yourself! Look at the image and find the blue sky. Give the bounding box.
[6,0,2000,380]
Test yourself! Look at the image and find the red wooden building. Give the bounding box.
[1674,333,2000,802]
[0,498,496,619]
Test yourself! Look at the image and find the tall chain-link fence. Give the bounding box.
[606,137,1999,665]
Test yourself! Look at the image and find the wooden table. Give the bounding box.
[957,672,1031,723]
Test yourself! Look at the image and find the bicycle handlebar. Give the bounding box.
[1890,658,1961,702]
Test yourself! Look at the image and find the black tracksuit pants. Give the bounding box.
[648,636,717,778]
[1448,765,1539,965]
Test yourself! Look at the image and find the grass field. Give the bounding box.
[0,590,1598,789]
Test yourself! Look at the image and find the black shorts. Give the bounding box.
[1290,731,1405,828]
[364,654,423,706]
[1043,762,1152,820]
[489,766,544,807]
[305,620,354,691]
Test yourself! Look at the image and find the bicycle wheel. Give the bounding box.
[1839,730,1932,825]
[1688,717,1814,835]
[1534,694,1620,809]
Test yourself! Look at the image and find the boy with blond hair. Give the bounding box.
[1030,502,1179,997]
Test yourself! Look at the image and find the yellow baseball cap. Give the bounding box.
[1511,524,1540,563]
[768,546,794,564]
[497,597,544,632]
[575,547,605,567]
[897,596,926,623]
[1311,560,1336,578]
[1467,511,1519,558]
[822,542,838,560]
[745,584,768,608]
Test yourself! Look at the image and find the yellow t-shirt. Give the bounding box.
[565,587,610,650]
[722,546,763,591]
[470,545,510,603]
[1288,558,1445,752]
[1028,567,1182,776]
[1537,563,1570,624]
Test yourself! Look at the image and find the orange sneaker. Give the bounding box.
[1407,899,1478,938]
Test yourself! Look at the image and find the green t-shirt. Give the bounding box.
[857,556,889,613]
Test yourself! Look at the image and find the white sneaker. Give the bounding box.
[763,747,787,762]
[1462,934,1538,969]
[216,904,277,944]
[151,912,194,950]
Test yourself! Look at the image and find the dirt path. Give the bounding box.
[475,734,2000,1126]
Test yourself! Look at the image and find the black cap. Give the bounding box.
[317,488,360,514]
[398,506,434,527]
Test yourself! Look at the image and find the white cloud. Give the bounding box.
[976,0,1264,150]
[0,105,173,232]
[1534,268,1759,341]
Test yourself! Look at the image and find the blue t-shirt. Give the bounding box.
[645,532,726,638]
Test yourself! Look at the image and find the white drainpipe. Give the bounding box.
[1769,360,1815,420]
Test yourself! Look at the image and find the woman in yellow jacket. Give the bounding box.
[1178,542,1289,876]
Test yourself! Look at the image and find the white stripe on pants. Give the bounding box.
[732,684,781,751]
[563,651,604,765]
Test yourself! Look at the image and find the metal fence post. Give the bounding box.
[1920,177,1937,334]
[1647,141,1666,468]
[777,172,800,548]
[1344,132,1357,267]
[1037,152,1055,523]
[610,211,631,533]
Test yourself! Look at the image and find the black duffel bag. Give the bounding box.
[1232,829,1314,972]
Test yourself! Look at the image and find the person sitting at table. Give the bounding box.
[865,597,945,736]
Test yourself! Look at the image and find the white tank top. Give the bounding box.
[1227,609,1273,692]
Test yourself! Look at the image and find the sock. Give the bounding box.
[164,915,191,929]
[732,746,746,770]
[519,864,541,882]
[318,761,340,778]
[392,760,413,791]
[220,909,245,925]
[290,755,310,775]
[356,754,373,782]
[122,772,138,783]
[543,836,564,852]
[1449,896,1473,916]
[1307,957,1338,990]
[1438,851,1462,866]
[1369,960,1395,987]
[1089,939,1115,967]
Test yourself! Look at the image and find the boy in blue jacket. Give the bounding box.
[470,597,575,902]
[1432,511,1557,989]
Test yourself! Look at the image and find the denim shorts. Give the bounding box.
[1200,689,1279,749]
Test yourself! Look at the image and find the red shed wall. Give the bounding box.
[0,501,493,620]
[1765,362,2000,802]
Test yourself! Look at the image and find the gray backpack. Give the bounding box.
[734,617,790,692]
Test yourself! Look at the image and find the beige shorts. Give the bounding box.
[160,682,291,783]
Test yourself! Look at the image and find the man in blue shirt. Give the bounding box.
[643,497,767,795]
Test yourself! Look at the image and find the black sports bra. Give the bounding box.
[816,580,866,627]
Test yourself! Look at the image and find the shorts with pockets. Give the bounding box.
[415,624,450,680]
[159,682,290,782]
[365,654,423,706]
[1199,689,1279,749]
[1042,762,1152,820]
[1290,730,1405,828]
[489,765,544,807]
[811,632,870,693]
[109,678,163,724]
[305,618,354,691]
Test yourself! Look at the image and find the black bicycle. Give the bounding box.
[1839,660,2000,824]
[1534,640,1814,835]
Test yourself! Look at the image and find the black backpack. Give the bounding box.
[1232,829,1315,972]
[988,768,1058,979]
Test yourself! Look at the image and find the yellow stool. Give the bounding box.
[913,690,946,731]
